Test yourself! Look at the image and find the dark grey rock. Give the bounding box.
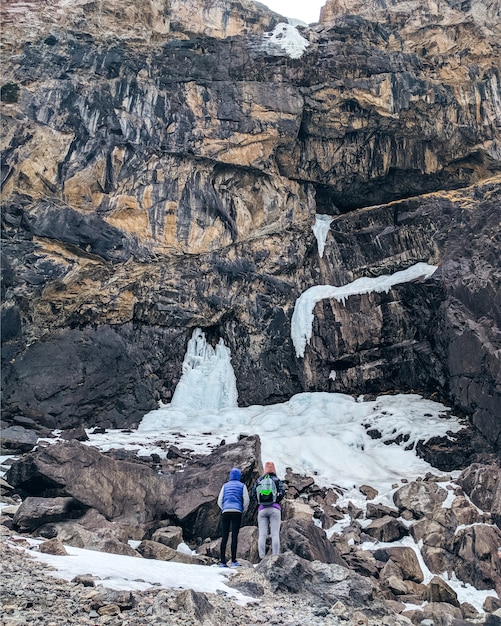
[0,426,39,453]
[12,496,86,532]
[364,515,408,542]
[280,518,347,565]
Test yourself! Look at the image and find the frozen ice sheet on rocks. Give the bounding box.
[261,23,309,59]
[291,262,438,357]
[23,539,252,603]
[95,391,466,495]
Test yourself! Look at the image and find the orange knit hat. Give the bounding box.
[264,461,276,474]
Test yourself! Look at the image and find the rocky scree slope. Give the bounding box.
[0,0,500,448]
[1,435,501,625]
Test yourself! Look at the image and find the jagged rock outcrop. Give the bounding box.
[456,464,501,529]
[1,0,500,448]
[280,517,348,565]
[6,435,261,539]
[0,0,284,45]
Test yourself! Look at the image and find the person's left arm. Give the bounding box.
[276,478,286,502]
[242,485,250,511]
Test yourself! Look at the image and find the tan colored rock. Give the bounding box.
[98,604,121,616]
[0,0,281,51]
[137,539,206,564]
[421,545,452,576]
[382,546,424,584]
[422,601,463,623]
[386,574,408,595]
[151,526,184,549]
[364,515,408,543]
[39,538,67,555]
[393,481,448,519]
[426,575,459,607]
[454,524,501,594]
[484,596,501,612]
[461,601,481,619]
[450,495,483,526]
[320,0,501,37]
[457,464,501,528]
[285,499,316,522]
[359,485,378,500]
[403,580,427,600]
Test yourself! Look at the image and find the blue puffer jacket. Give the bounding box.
[218,468,250,513]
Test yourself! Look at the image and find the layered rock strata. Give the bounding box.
[1,0,500,446]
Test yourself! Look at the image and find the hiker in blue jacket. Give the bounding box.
[252,461,285,559]
[217,467,249,567]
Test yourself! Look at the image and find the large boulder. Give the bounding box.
[12,496,86,532]
[6,436,261,539]
[280,518,347,565]
[0,426,39,454]
[453,524,501,594]
[198,525,259,564]
[364,515,408,543]
[393,481,448,519]
[426,576,459,607]
[375,546,424,584]
[136,540,206,565]
[256,553,374,606]
[37,510,139,557]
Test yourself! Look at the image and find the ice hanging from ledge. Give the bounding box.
[312,214,334,258]
[170,328,238,411]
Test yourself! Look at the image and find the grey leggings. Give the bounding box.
[257,506,281,558]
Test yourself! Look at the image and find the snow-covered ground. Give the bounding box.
[5,386,492,612]
[21,538,251,603]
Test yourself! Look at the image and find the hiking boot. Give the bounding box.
[230,561,241,567]
[219,563,228,568]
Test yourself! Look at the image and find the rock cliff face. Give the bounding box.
[1,0,500,447]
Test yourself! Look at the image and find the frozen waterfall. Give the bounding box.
[170,328,238,410]
[291,262,438,358]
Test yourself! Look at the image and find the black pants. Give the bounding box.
[220,511,242,564]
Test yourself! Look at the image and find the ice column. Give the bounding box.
[170,328,238,410]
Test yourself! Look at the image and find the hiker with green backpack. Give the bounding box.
[252,461,286,559]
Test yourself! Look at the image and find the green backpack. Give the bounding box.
[256,474,278,505]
